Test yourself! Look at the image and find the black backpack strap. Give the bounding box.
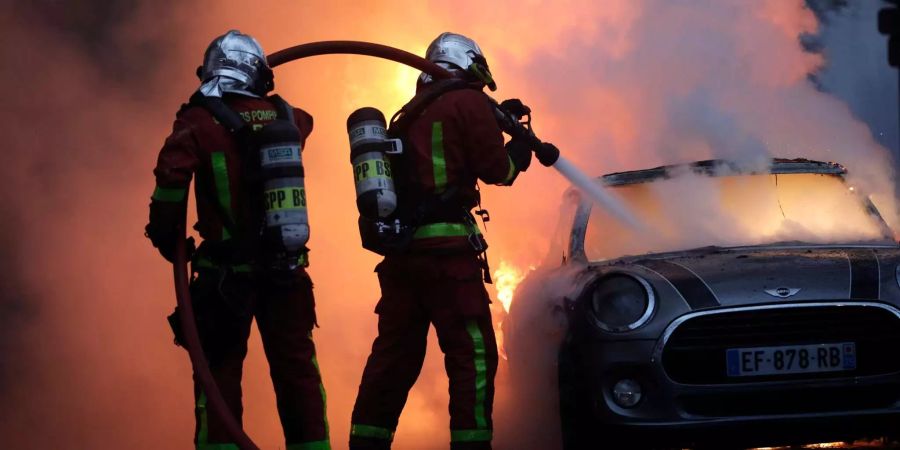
[385,79,475,196]
[387,78,474,137]
[188,92,248,133]
[186,93,249,243]
[268,94,296,124]
[385,80,481,225]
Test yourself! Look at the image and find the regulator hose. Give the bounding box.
[172,40,453,450]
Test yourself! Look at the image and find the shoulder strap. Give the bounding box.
[268,94,296,124]
[185,93,248,241]
[188,92,248,133]
[387,78,475,137]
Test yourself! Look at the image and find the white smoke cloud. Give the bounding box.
[493,1,899,448]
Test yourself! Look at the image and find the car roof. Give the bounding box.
[601,158,846,187]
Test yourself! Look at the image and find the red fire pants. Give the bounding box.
[349,253,498,450]
[188,266,330,450]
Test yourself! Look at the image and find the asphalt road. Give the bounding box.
[748,439,900,450]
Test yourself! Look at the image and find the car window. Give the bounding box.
[583,173,893,260]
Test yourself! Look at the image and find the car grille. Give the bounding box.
[661,303,900,384]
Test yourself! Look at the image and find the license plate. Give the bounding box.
[726,342,856,377]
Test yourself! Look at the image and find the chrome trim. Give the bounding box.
[588,273,657,333]
[764,287,801,298]
[846,253,853,299]
[875,251,882,300]
[896,264,900,290]
[653,302,900,360]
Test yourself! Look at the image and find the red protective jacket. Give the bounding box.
[147,94,313,261]
[397,87,519,253]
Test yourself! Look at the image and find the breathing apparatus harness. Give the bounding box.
[347,77,496,259]
[186,92,310,273]
[348,54,535,259]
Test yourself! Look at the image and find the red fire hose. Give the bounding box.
[267,40,453,75]
[172,41,452,450]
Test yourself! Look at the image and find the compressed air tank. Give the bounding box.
[347,107,398,219]
[257,119,309,256]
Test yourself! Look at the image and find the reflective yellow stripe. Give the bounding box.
[465,320,489,430]
[310,333,330,443]
[503,154,517,184]
[194,257,253,273]
[194,253,308,273]
[431,122,447,193]
[350,424,395,440]
[198,444,240,450]
[287,441,331,450]
[197,391,208,445]
[413,222,481,240]
[193,386,253,450]
[211,152,233,240]
[152,186,188,202]
[451,429,492,442]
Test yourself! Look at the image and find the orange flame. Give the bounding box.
[493,260,526,313]
[491,260,528,360]
[754,440,887,449]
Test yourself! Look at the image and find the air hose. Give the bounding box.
[172,41,451,450]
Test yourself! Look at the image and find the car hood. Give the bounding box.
[619,245,900,308]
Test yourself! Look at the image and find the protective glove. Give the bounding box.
[535,142,560,167]
[499,98,531,119]
[159,237,196,264]
[146,224,196,263]
[505,138,532,173]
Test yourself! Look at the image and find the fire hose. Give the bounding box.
[172,39,642,450]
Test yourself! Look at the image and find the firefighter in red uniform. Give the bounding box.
[145,30,330,450]
[349,32,559,450]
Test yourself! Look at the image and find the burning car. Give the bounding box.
[552,159,900,449]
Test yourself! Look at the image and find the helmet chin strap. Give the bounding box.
[466,53,496,91]
[467,62,496,91]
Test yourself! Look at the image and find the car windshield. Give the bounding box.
[583,170,894,261]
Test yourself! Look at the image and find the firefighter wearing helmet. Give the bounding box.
[348,32,559,450]
[145,30,330,449]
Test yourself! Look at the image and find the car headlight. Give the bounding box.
[589,274,655,332]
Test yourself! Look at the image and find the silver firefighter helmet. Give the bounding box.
[419,32,495,89]
[198,30,273,98]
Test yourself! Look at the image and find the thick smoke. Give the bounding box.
[1,0,897,449]
[487,1,900,448]
[0,1,202,448]
[807,0,899,160]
